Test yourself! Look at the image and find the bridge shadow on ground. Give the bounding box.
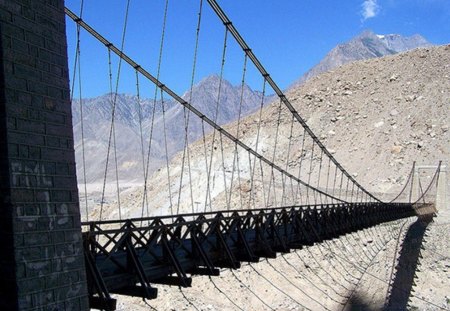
[345,294,377,311]
[384,215,434,310]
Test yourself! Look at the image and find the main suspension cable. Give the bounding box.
[65,8,347,204]
[204,27,229,212]
[69,0,88,221]
[99,0,131,221]
[228,54,248,210]
[143,0,170,218]
[177,0,203,214]
[205,0,380,203]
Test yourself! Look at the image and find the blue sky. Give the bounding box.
[65,0,450,98]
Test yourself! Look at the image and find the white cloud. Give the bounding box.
[361,0,380,21]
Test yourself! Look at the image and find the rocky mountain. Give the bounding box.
[72,31,431,191]
[106,44,449,220]
[286,45,449,197]
[72,75,269,184]
[293,30,431,86]
[81,45,449,311]
[79,42,450,310]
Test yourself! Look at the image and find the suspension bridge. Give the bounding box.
[0,1,445,311]
[64,1,445,310]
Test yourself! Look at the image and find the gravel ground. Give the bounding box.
[114,214,449,310]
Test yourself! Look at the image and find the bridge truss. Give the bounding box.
[83,202,416,309]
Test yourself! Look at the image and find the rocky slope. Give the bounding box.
[98,45,449,221]
[86,45,449,310]
[287,45,449,196]
[293,30,431,86]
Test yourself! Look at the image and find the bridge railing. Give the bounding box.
[82,202,415,310]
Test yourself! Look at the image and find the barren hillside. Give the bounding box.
[90,45,450,221]
[293,30,431,86]
[287,44,449,196]
[95,45,450,311]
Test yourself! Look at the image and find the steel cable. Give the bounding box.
[142,0,170,219]
[99,0,131,221]
[69,0,88,221]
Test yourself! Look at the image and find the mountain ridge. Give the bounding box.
[292,30,432,87]
[72,75,270,184]
[111,44,449,219]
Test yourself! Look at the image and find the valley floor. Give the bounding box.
[111,211,449,311]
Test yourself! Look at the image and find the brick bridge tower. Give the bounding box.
[0,1,89,310]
